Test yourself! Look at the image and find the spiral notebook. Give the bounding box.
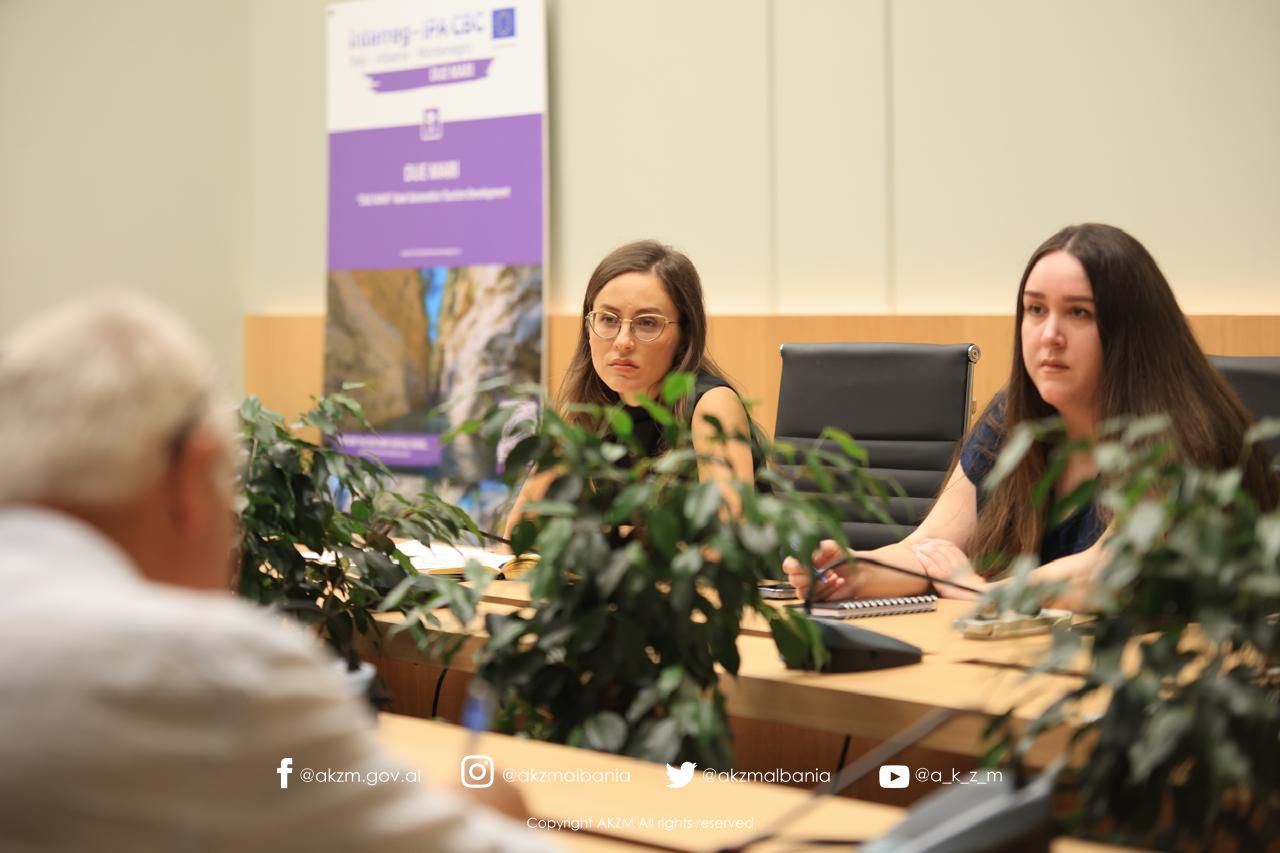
[789,594,938,619]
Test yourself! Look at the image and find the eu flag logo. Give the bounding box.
[492,8,515,39]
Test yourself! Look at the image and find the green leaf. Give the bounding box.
[634,395,675,427]
[770,612,825,670]
[630,717,681,764]
[684,482,722,532]
[595,546,635,598]
[537,517,574,564]
[624,685,664,726]
[606,483,653,525]
[521,500,578,517]
[1121,413,1173,445]
[1257,515,1280,564]
[662,372,696,405]
[818,427,867,465]
[1121,501,1166,551]
[1244,418,1280,447]
[600,442,628,463]
[1212,468,1244,506]
[606,407,634,439]
[986,424,1035,489]
[463,558,495,593]
[672,547,702,578]
[486,614,530,650]
[657,665,684,696]
[1128,706,1193,782]
[739,522,779,557]
[377,576,416,612]
[442,418,481,442]
[583,712,629,752]
[1050,476,1097,526]
[649,507,680,559]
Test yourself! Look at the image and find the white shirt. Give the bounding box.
[0,507,551,853]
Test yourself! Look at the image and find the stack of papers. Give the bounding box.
[395,541,530,578]
[297,542,536,580]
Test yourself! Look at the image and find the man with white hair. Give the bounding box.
[0,296,550,852]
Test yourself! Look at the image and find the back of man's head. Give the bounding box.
[0,295,236,589]
[0,295,222,507]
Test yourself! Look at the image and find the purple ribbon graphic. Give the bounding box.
[335,432,443,467]
[368,58,494,93]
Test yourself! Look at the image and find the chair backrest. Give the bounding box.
[774,342,979,550]
[1209,355,1280,458]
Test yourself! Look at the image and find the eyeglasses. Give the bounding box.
[585,311,679,343]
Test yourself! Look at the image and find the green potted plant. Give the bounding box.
[444,373,892,768]
[235,389,488,673]
[984,415,1280,851]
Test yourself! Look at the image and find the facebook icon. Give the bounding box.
[492,7,515,39]
[277,757,293,789]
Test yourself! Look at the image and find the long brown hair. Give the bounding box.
[967,223,1277,570]
[558,240,736,429]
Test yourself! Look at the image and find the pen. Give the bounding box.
[813,552,986,597]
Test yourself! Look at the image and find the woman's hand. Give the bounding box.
[910,538,987,600]
[781,539,855,602]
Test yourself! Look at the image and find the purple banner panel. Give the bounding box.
[329,113,543,270]
[336,432,443,467]
[368,58,494,92]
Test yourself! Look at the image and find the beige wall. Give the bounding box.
[0,0,251,391]
[4,0,1279,395]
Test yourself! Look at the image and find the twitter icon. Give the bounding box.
[665,761,696,789]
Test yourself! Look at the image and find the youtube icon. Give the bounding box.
[879,765,910,788]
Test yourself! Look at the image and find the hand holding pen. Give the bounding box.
[781,539,985,602]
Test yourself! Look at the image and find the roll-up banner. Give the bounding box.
[325,0,546,526]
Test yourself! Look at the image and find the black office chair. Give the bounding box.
[1209,355,1280,459]
[773,342,980,550]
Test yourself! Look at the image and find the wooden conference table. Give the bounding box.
[477,579,1076,669]
[368,581,1099,770]
[379,712,1135,853]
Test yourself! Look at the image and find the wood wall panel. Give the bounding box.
[242,314,326,421]
[245,314,1280,436]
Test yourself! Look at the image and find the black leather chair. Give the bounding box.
[1209,355,1280,458]
[773,342,979,550]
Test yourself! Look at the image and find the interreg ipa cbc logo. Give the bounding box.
[461,755,496,788]
[665,761,696,789]
[492,8,515,39]
[278,757,294,789]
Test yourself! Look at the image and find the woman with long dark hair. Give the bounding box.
[783,223,1277,603]
[504,240,758,536]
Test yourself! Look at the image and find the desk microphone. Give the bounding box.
[787,552,984,674]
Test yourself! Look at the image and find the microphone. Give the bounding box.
[787,550,981,675]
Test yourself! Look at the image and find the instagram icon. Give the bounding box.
[460,755,495,788]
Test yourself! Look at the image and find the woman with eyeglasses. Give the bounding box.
[504,240,759,536]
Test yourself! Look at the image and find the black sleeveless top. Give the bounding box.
[960,395,1105,564]
[613,372,763,473]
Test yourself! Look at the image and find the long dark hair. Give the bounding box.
[968,223,1277,569]
[558,240,736,429]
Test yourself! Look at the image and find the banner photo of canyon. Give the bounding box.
[324,264,542,528]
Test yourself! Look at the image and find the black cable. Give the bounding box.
[430,666,449,718]
[810,551,986,603]
[476,529,515,548]
[833,734,851,779]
